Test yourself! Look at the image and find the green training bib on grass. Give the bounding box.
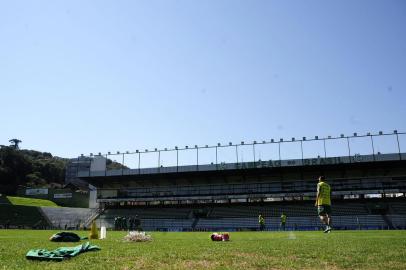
[26,242,100,261]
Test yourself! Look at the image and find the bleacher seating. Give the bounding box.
[390,202,406,215]
[195,215,388,231]
[96,199,406,231]
[0,205,49,229]
[389,215,406,229]
[196,217,318,231]
[103,207,191,219]
[209,202,369,218]
[40,207,93,229]
[0,194,10,204]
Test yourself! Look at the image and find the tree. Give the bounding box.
[0,145,68,194]
[9,139,22,150]
[0,146,32,194]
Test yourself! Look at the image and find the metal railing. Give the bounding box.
[75,131,405,177]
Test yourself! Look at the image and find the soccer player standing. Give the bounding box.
[315,176,332,233]
[258,214,265,231]
[280,213,287,231]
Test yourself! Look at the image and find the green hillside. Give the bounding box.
[0,143,125,195]
[0,145,68,194]
[7,196,59,207]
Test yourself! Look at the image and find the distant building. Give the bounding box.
[65,157,91,186]
[65,156,107,208]
[65,156,106,188]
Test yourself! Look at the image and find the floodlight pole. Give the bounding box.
[122,153,125,175]
[215,146,218,170]
[158,150,161,171]
[346,137,351,163]
[253,143,256,166]
[138,152,141,174]
[395,133,402,160]
[104,154,108,176]
[196,148,199,170]
[88,156,91,177]
[300,141,304,163]
[370,135,376,161]
[278,142,281,162]
[323,139,327,158]
[235,145,239,165]
[176,149,179,172]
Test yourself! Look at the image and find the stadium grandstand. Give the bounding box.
[4,131,404,231]
[67,130,406,231]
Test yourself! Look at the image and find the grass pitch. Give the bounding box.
[0,230,405,270]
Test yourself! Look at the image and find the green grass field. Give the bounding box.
[6,196,59,207]
[0,230,405,270]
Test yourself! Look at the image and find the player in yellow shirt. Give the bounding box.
[315,176,332,233]
[258,214,265,231]
[280,213,287,231]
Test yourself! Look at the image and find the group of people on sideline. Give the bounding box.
[258,212,287,231]
[114,215,141,231]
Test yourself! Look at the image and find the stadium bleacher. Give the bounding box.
[389,215,406,229]
[102,207,191,219]
[390,202,406,215]
[0,194,10,204]
[69,145,406,232]
[0,205,49,229]
[96,199,406,231]
[3,198,399,231]
[39,207,93,229]
[0,202,94,229]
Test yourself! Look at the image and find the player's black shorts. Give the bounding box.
[317,205,332,215]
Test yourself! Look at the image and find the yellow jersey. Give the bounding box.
[280,214,287,223]
[316,181,331,206]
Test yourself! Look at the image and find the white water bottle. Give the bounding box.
[100,226,106,239]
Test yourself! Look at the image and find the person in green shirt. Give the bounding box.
[315,176,332,233]
[280,213,287,231]
[258,214,265,231]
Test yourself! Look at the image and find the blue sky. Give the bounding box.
[1,0,406,163]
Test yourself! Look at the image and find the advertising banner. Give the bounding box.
[54,193,73,199]
[25,188,48,195]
